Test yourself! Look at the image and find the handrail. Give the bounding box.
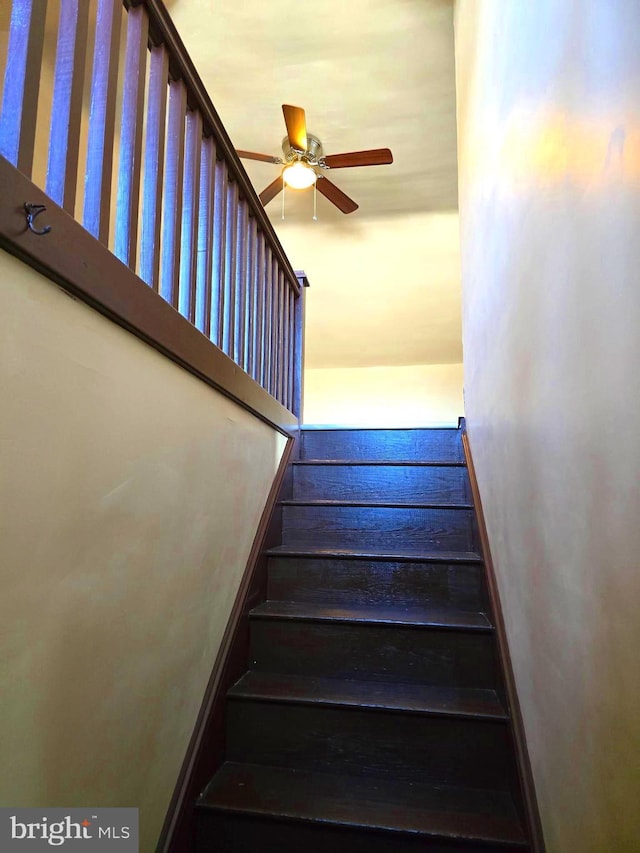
[0,0,304,417]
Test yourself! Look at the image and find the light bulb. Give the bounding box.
[282,161,317,190]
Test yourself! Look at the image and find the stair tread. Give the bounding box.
[294,460,467,467]
[267,545,483,563]
[251,600,492,630]
[281,499,474,509]
[198,762,528,847]
[229,672,508,720]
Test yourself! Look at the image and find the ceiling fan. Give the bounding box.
[236,104,393,215]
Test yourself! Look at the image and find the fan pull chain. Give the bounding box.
[281,176,286,220]
[313,182,318,221]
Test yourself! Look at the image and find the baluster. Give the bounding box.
[247,217,259,379]
[234,198,248,367]
[46,0,89,212]
[83,0,121,243]
[160,78,187,308]
[255,232,266,388]
[288,288,295,411]
[277,269,286,404]
[0,0,46,176]
[283,278,291,410]
[222,179,238,359]
[115,3,149,268]
[211,157,228,347]
[292,279,305,419]
[272,266,280,402]
[196,136,215,337]
[179,109,202,322]
[263,245,273,393]
[140,44,169,290]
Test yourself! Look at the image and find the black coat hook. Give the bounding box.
[24,202,51,236]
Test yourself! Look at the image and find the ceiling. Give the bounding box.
[168,1,462,367]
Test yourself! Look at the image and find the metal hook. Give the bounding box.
[24,202,51,236]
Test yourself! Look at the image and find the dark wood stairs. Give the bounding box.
[194,428,531,852]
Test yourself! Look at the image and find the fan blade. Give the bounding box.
[259,176,284,206]
[282,104,308,152]
[236,150,282,164]
[323,148,393,169]
[316,176,359,214]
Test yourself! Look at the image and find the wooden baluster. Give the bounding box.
[283,277,291,411]
[159,78,187,308]
[277,269,286,404]
[247,217,259,379]
[255,232,266,388]
[222,179,238,359]
[46,0,89,212]
[83,0,121,243]
[0,0,46,176]
[196,136,215,337]
[139,44,169,290]
[263,245,273,393]
[292,277,306,419]
[210,157,227,347]
[288,287,296,411]
[272,266,280,402]
[234,198,248,368]
[179,109,202,322]
[115,3,149,268]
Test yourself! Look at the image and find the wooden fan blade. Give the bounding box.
[323,148,394,169]
[282,104,308,152]
[236,150,282,164]
[316,176,359,214]
[259,176,284,206]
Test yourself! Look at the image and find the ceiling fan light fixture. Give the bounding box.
[282,161,317,190]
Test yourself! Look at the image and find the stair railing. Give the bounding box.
[0,0,304,419]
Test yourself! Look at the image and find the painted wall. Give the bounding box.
[454,2,640,851]
[0,250,286,850]
[276,213,462,370]
[304,363,463,426]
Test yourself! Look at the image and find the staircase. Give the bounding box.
[195,427,530,852]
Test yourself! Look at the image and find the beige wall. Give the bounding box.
[455,2,640,851]
[276,213,462,371]
[0,250,286,850]
[304,363,463,426]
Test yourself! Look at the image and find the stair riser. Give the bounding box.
[227,701,517,791]
[250,620,498,688]
[301,429,463,463]
[292,465,470,503]
[282,505,476,551]
[196,814,528,853]
[268,557,488,611]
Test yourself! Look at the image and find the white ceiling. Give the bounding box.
[169,0,458,218]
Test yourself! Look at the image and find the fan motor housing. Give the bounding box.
[282,133,323,164]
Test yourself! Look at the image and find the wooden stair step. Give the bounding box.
[300,428,464,464]
[293,460,467,467]
[251,610,498,688]
[281,504,476,552]
[229,672,508,720]
[291,462,470,503]
[251,600,492,631]
[197,762,528,849]
[267,555,487,611]
[281,499,474,509]
[266,545,484,563]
